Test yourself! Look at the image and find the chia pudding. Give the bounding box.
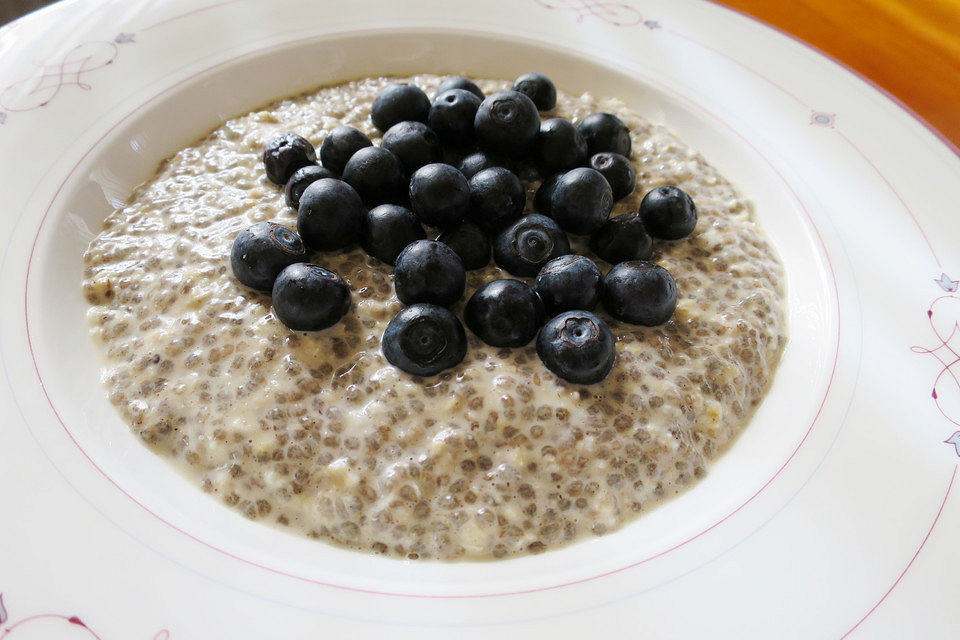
[81,75,787,560]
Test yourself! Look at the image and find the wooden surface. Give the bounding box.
[716,0,960,147]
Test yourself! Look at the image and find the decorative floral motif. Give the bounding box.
[935,273,958,292]
[643,20,660,30]
[114,33,136,44]
[912,288,960,437]
[946,432,960,457]
[0,593,168,638]
[810,111,836,127]
[534,0,642,26]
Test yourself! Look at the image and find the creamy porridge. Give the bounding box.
[81,75,786,560]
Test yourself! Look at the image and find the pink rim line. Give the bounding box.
[22,27,840,599]
[141,0,246,32]
[839,463,958,638]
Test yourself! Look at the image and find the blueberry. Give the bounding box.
[428,89,482,147]
[409,163,469,228]
[437,76,484,100]
[474,90,540,156]
[602,261,677,326]
[371,83,430,132]
[285,165,337,210]
[319,126,372,174]
[231,222,307,292]
[550,167,613,235]
[536,118,588,175]
[534,255,603,316]
[493,213,570,277]
[262,133,316,186]
[394,239,466,306]
[381,121,442,174]
[639,185,697,240]
[296,178,364,251]
[464,279,544,347]
[578,113,631,157]
[467,167,526,233]
[341,146,406,206]
[533,173,562,216]
[458,150,511,179]
[382,303,467,377]
[512,72,557,111]
[271,263,351,331]
[589,212,653,264]
[436,222,491,270]
[361,204,426,265]
[589,152,635,200]
[536,311,615,385]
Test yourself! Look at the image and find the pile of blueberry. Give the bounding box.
[230,73,697,385]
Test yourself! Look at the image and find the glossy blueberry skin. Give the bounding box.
[263,133,316,186]
[271,263,351,332]
[493,213,571,277]
[589,152,635,200]
[589,212,654,264]
[394,240,466,307]
[536,310,615,385]
[602,260,677,326]
[230,222,307,292]
[513,72,557,111]
[639,185,698,240]
[536,118,588,175]
[533,173,562,216]
[371,83,431,132]
[382,303,467,377]
[550,167,614,235]
[436,221,491,270]
[285,165,337,210]
[296,178,364,251]
[467,167,526,233]
[474,90,540,157]
[458,150,511,179]
[341,146,406,206]
[428,89,482,147]
[465,279,545,348]
[381,121,442,174]
[319,126,372,175]
[409,163,469,228]
[361,204,426,265]
[437,76,485,100]
[578,113,631,157]
[534,254,603,316]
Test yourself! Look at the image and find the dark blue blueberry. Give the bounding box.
[578,113,631,157]
[262,133,316,186]
[533,173,562,216]
[319,126,372,175]
[549,167,613,235]
[271,263,351,331]
[381,121,442,174]
[409,163,469,228]
[602,260,677,326]
[382,303,467,377]
[394,240,465,307]
[341,146,406,206]
[639,185,697,240]
[534,255,603,316]
[458,150,510,179]
[589,152,635,200]
[296,178,364,251]
[589,212,653,264]
[436,222,490,270]
[285,165,337,210]
[230,222,307,292]
[467,167,526,233]
[428,89,482,147]
[371,83,430,132]
[361,204,426,265]
[437,76,484,100]
[536,118,588,175]
[474,90,540,157]
[512,72,557,111]
[464,279,544,348]
[536,311,615,385]
[493,213,570,277]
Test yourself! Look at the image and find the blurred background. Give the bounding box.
[2,0,958,145]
